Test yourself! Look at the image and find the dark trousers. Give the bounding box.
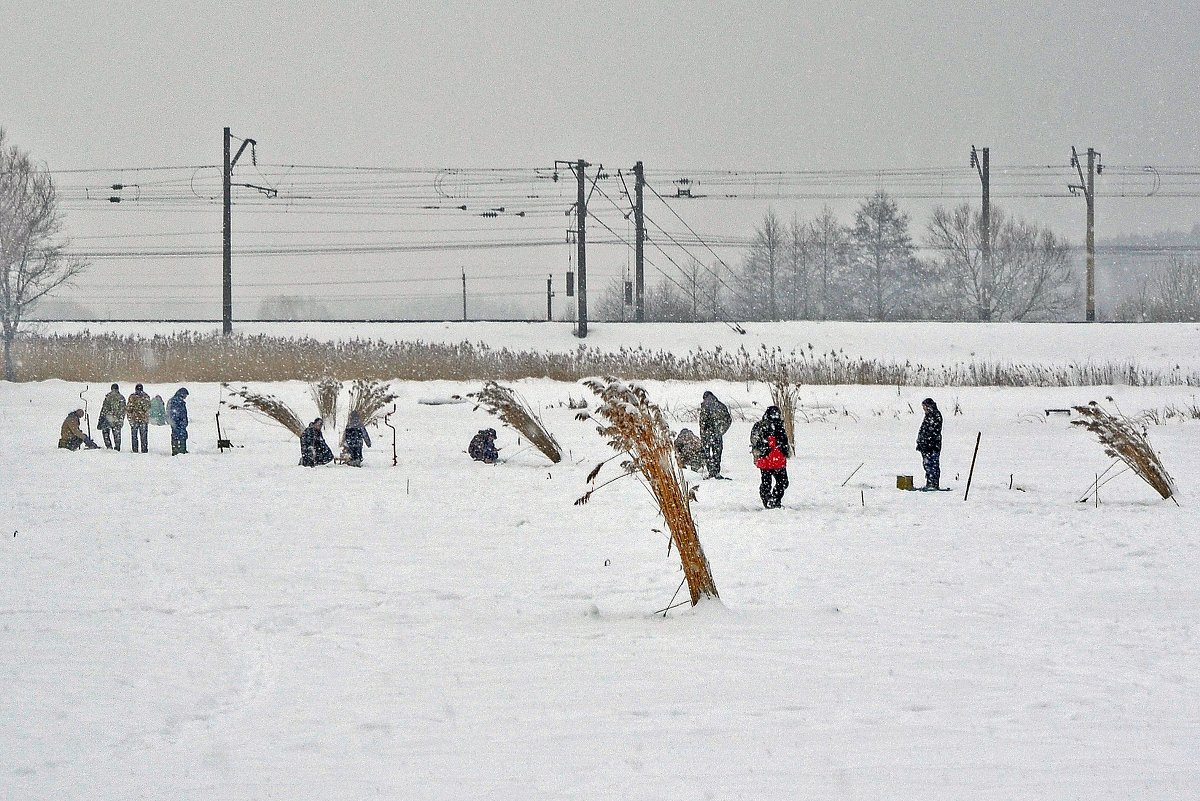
[701,430,724,477]
[130,423,148,453]
[171,430,188,455]
[759,467,789,508]
[347,444,363,465]
[922,451,941,488]
[102,425,122,451]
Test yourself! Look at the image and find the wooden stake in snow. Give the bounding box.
[964,432,982,501]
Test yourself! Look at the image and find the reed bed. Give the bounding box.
[10,332,1200,387]
[1072,400,1178,501]
[468,380,562,464]
[575,378,718,607]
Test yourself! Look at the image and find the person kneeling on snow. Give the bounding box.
[751,405,791,509]
[300,418,334,467]
[674,428,705,473]
[58,409,99,450]
[468,428,499,464]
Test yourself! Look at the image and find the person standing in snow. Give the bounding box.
[167,388,190,455]
[674,428,705,473]
[98,383,126,451]
[468,428,499,464]
[916,397,943,490]
[58,409,99,450]
[751,405,791,509]
[126,383,151,453]
[342,411,372,467]
[699,390,732,478]
[300,418,334,466]
[149,394,168,426]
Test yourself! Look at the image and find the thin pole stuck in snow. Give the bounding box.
[964,432,982,501]
[841,462,865,487]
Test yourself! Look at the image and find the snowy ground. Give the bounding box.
[35,319,1200,371]
[3,375,1199,799]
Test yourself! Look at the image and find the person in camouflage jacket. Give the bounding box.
[98,384,126,451]
[126,384,152,453]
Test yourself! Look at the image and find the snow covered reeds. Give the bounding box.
[576,378,718,607]
[346,379,398,427]
[1072,400,1178,501]
[309,378,342,429]
[11,332,1200,387]
[468,380,562,463]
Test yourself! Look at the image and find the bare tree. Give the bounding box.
[809,205,849,320]
[740,209,785,320]
[787,213,812,318]
[1115,256,1200,322]
[927,203,1077,321]
[0,130,87,379]
[847,191,919,320]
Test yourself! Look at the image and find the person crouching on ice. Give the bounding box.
[751,405,790,509]
[916,397,943,490]
[300,418,334,467]
[469,428,499,464]
[58,409,99,450]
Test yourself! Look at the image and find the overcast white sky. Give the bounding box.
[6,1,1200,318]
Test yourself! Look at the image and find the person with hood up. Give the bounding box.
[126,383,152,453]
[300,418,334,467]
[342,411,372,467]
[149,394,168,426]
[167,388,190,455]
[98,383,127,451]
[750,405,791,509]
[916,397,943,490]
[699,390,732,479]
[673,428,705,473]
[469,428,499,464]
[58,409,99,450]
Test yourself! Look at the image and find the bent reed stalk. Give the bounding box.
[10,332,1200,387]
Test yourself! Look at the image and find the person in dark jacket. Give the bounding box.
[674,428,705,473]
[167,388,190,456]
[750,405,791,508]
[300,418,335,467]
[126,384,151,454]
[469,428,499,464]
[342,411,372,467]
[916,397,943,490]
[98,383,126,451]
[58,409,99,450]
[699,390,732,478]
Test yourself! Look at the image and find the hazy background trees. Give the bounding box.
[1115,256,1200,322]
[1,129,87,380]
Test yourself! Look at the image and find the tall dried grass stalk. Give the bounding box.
[1072,401,1178,501]
[309,378,342,430]
[769,379,802,445]
[229,386,305,437]
[468,381,562,463]
[347,379,398,427]
[575,378,718,607]
[10,333,1200,387]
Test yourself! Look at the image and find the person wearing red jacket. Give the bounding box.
[750,406,791,509]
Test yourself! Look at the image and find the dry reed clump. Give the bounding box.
[10,332,1200,387]
[228,385,305,437]
[309,378,342,429]
[575,377,718,607]
[468,380,563,463]
[1072,400,1178,501]
[347,379,398,426]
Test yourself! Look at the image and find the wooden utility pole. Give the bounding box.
[575,159,588,337]
[633,161,646,322]
[971,146,992,321]
[1071,146,1101,322]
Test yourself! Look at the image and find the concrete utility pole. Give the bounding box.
[461,269,467,321]
[971,145,992,321]
[633,161,646,322]
[575,159,588,337]
[1070,146,1101,322]
[222,127,273,335]
[546,274,554,321]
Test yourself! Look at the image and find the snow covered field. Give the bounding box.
[4,374,1199,799]
[36,319,1200,371]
